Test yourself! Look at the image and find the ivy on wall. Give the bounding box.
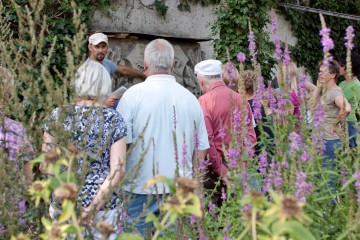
[279,0,360,81]
[1,0,113,75]
[212,0,278,82]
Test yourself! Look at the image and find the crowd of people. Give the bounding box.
[1,32,360,238]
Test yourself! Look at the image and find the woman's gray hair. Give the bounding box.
[144,39,174,73]
[75,60,112,99]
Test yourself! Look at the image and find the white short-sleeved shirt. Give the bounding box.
[117,74,209,194]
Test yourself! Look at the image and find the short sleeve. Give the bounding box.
[117,92,133,144]
[43,108,60,133]
[103,59,117,77]
[111,112,127,143]
[329,89,343,103]
[196,105,210,151]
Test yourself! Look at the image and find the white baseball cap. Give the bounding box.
[194,59,222,76]
[88,33,108,45]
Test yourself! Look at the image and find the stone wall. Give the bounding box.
[91,1,297,94]
[107,38,204,96]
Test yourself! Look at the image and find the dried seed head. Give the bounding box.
[281,197,301,218]
[50,226,62,238]
[168,197,181,206]
[96,221,114,237]
[177,178,198,191]
[67,144,79,156]
[44,150,60,164]
[53,183,78,202]
[33,182,44,191]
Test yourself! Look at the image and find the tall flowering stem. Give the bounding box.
[271,9,282,62]
[252,75,265,120]
[345,26,355,80]
[295,171,313,203]
[248,22,258,69]
[353,169,360,205]
[319,14,334,66]
[237,52,246,94]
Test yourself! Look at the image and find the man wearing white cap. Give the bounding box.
[86,33,146,107]
[194,59,256,206]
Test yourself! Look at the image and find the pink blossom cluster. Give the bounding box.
[344,25,355,50]
[295,171,313,202]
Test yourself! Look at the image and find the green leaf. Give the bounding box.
[341,177,356,191]
[30,154,44,167]
[145,212,158,223]
[58,200,74,223]
[336,229,350,240]
[115,233,144,240]
[41,217,53,229]
[273,221,316,240]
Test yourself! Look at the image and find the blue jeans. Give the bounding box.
[348,121,357,148]
[124,192,167,237]
[323,139,341,192]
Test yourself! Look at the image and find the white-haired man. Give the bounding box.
[86,33,146,107]
[117,39,209,236]
[194,59,256,206]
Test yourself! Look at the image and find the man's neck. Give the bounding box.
[89,56,102,63]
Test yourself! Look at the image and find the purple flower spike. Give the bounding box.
[248,31,257,65]
[289,131,303,152]
[320,27,334,53]
[353,169,360,204]
[295,171,313,202]
[226,148,240,169]
[237,52,246,63]
[258,151,267,174]
[345,26,355,50]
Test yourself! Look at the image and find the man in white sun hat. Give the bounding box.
[85,32,146,107]
[194,59,256,207]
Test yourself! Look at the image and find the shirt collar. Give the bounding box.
[208,80,226,91]
[146,74,176,82]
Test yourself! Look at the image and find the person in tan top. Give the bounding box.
[312,60,351,192]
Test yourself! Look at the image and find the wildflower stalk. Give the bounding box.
[71,211,84,240]
[344,26,355,81]
[319,14,334,66]
[251,206,257,240]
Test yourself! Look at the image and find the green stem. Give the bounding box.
[71,211,84,240]
[151,211,171,240]
[251,207,257,240]
[237,225,250,240]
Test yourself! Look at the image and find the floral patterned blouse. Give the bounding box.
[45,105,126,210]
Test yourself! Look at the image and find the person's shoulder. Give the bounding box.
[4,117,23,130]
[353,78,360,87]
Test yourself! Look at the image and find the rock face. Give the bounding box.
[90,1,217,95]
[107,38,204,96]
[90,1,297,94]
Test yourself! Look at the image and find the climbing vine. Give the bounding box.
[279,0,360,80]
[1,0,113,75]
[212,0,278,82]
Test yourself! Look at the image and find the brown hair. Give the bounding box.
[319,60,340,83]
[221,63,239,91]
[241,70,258,95]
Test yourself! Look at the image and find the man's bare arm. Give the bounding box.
[116,65,146,79]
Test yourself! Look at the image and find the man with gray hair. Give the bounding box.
[194,59,256,206]
[117,39,209,236]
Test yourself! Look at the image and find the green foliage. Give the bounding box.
[212,0,278,82]
[279,0,360,81]
[178,0,220,12]
[154,0,168,17]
